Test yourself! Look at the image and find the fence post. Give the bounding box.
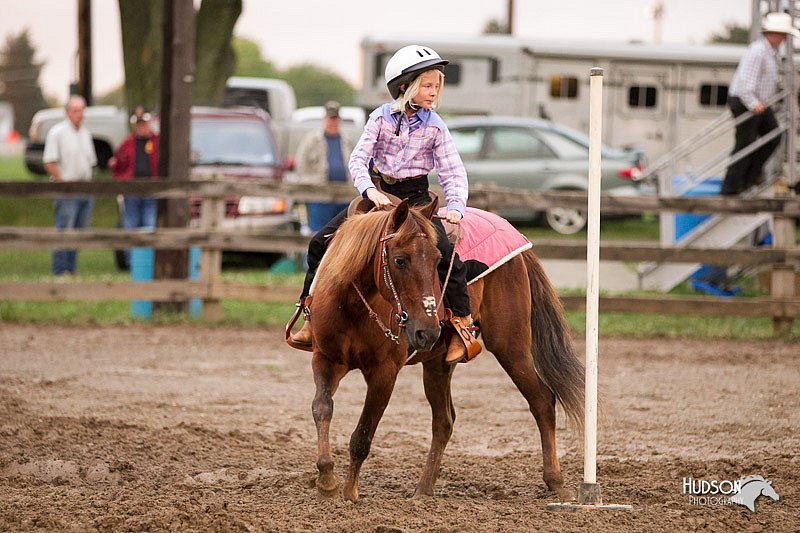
[200,194,224,321]
[770,206,797,334]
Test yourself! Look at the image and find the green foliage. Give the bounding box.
[232,38,356,107]
[0,155,37,181]
[118,0,162,111]
[118,0,241,110]
[95,84,127,108]
[483,18,510,35]
[0,28,48,135]
[282,63,355,107]
[518,215,661,242]
[194,0,242,105]
[233,37,280,79]
[565,311,799,339]
[707,23,750,44]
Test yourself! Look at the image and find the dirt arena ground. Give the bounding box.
[1,324,798,532]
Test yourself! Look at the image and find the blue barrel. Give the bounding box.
[671,176,742,297]
[130,247,202,319]
[673,176,722,240]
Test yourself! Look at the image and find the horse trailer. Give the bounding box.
[357,34,749,167]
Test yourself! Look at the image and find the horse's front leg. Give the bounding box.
[414,356,456,497]
[312,354,348,496]
[343,363,400,502]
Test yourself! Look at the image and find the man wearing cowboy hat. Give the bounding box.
[722,12,800,195]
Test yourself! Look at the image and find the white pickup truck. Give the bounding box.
[223,76,365,164]
[25,105,129,174]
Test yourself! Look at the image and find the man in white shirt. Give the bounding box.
[43,95,98,275]
[722,12,800,195]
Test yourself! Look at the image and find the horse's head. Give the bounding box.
[760,480,780,502]
[315,199,443,352]
[377,200,442,351]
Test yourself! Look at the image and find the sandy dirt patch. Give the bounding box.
[0,324,798,531]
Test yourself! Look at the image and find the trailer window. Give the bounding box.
[699,84,728,107]
[444,63,462,85]
[549,75,578,99]
[628,86,657,108]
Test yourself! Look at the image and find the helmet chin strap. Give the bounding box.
[394,96,420,136]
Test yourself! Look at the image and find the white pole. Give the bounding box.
[584,67,603,489]
[549,68,630,509]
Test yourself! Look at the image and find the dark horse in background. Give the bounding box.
[307,199,584,502]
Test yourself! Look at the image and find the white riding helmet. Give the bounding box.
[384,45,448,99]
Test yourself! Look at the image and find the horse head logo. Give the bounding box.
[731,475,780,512]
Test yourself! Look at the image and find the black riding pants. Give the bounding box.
[722,97,781,195]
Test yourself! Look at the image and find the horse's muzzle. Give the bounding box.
[409,325,441,352]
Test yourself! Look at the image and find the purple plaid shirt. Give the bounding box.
[349,103,468,215]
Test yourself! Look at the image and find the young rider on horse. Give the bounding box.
[290,45,481,365]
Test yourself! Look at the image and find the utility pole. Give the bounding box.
[507,0,514,34]
[648,0,664,44]
[154,0,195,312]
[77,0,92,103]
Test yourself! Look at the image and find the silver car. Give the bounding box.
[443,116,648,234]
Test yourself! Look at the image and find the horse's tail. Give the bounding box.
[522,248,585,432]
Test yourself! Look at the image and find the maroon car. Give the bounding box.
[189,106,293,230]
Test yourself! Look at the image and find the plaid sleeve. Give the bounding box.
[349,116,380,196]
[736,44,765,110]
[432,126,468,215]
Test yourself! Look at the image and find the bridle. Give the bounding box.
[351,215,429,344]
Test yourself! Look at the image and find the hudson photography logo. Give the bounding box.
[682,475,780,512]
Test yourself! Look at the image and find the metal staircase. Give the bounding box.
[636,1,799,292]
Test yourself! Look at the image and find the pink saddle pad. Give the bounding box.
[439,207,532,283]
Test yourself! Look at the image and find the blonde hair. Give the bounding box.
[391,69,445,113]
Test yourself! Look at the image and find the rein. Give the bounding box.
[351,213,428,344]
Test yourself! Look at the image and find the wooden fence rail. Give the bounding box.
[0,180,797,332]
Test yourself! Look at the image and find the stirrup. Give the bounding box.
[445,315,481,365]
[285,297,314,352]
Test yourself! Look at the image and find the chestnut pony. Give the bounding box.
[308,199,584,502]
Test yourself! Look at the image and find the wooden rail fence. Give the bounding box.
[0,180,798,332]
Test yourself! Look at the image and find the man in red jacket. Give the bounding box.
[109,105,160,266]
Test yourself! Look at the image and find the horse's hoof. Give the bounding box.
[343,485,359,502]
[553,485,575,502]
[412,487,435,499]
[315,475,340,496]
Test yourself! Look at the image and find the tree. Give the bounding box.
[282,64,355,107]
[483,18,509,35]
[193,0,241,105]
[707,23,749,45]
[117,0,241,111]
[233,37,279,79]
[0,29,48,136]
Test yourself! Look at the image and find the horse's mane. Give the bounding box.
[739,475,767,486]
[314,208,437,296]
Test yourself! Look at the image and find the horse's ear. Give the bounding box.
[389,199,410,230]
[418,194,439,220]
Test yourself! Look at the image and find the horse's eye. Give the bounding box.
[393,256,407,269]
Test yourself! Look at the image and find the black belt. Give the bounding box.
[370,164,430,207]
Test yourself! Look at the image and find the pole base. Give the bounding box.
[546,483,632,512]
[546,502,633,512]
[578,482,602,505]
